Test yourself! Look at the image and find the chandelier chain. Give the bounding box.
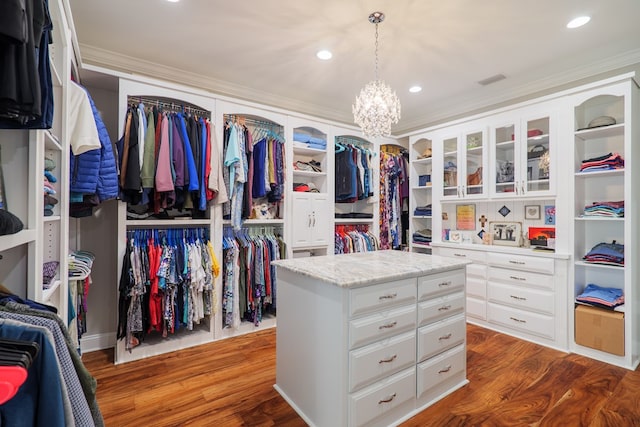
[374,23,379,81]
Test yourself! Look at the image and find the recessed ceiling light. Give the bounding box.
[409,86,422,93]
[567,16,590,29]
[166,0,180,3]
[316,50,332,60]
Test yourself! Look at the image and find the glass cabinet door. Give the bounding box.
[494,124,516,195]
[442,136,459,198]
[465,130,484,196]
[523,116,550,193]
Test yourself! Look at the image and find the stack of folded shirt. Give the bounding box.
[576,283,624,309]
[583,200,624,217]
[42,260,60,289]
[293,132,327,150]
[335,212,373,219]
[412,228,432,244]
[580,152,624,172]
[43,157,58,216]
[414,204,432,216]
[68,250,95,280]
[583,241,624,266]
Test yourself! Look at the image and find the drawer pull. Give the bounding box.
[509,316,526,323]
[438,305,452,311]
[509,295,527,301]
[509,275,526,281]
[438,333,452,341]
[438,365,452,374]
[508,260,525,265]
[378,293,397,300]
[438,281,452,287]
[453,253,467,258]
[378,321,397,330]
[378,393,397,404]
[378,354,397,364]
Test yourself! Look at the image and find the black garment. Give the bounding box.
[117,243,132,341]
[335,148,353,200]
[0,0,28,44]
[120,108,142,204]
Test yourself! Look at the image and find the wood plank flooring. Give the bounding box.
[81,324,640,426]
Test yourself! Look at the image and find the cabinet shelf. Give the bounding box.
[42,279,61,303]
[293,170,326,178]
[44,215,62,223]
[412,215,432,219]
[574,123,624,140]
[527,134,549,143]
[574,261,624,270]
[334,218,374,224]
[126,219,212,227]
[222,219,285,226]
[411,186,432,190]
[574,216,624,222]
[44,130,62,151]
[293,146,326,155]
[574,169,624,178]
[0,229,37,252]
[413,158,432,165]
[575,301,625,313]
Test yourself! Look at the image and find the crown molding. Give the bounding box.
[396,48,640,134]
[79,43,352,126]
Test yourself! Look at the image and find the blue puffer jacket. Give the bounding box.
[69,86,119,201]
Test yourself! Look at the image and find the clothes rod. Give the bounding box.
[335,136,372,146]
[223,114,284,129]
[127,96,211,118]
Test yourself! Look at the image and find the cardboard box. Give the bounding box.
[575,305,624,356]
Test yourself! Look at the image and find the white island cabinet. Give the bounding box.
[273,250,471,427]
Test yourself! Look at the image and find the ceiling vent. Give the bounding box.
[478,74,506,86]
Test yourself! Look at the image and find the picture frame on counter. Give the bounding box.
[490,221,522,247]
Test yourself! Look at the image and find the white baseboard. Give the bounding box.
[81,332,116,353]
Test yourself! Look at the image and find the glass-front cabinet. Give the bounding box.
[491,109,554,198]
[441,126,487,200]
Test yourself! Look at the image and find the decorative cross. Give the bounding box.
[479,215,488,228]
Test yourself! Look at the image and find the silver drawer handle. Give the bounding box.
[453,253,467,257]
[378,354,397,364]
[378,321,397,330]
[509,316,526,323]
[509,276,526,281]
[438,305,452,311]
[508,260,525,265]
[438,281,452,287]
[438,365,452,374]
[379,293,397,300]
[438,333,452,341]
[509,295,527,301]
[378,393,397,404]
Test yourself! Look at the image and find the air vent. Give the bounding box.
[478,74,506,86]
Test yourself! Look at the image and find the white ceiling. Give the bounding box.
[68,0,640,135]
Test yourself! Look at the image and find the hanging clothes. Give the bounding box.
[335,142,374,203]
[379,149,408,250]
[222,227,285,328]
[117,228,219,350]
[334,225,379,254]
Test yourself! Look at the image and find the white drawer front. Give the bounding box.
[418,270,465,300]
[349,367,416,427]
[418,314,466,362]
[349,331,416,392]
[417,344,465,399]
[466,276,486,298]
[487,266,554,290]
[487,302,555,339]
[349,304,417,350]
[436,247,486,263]
[487,252,554,275]
[350,278,416,317]
[466,297,486,321]
[487,281,554,315]
[418,291,465,327]
[466,263,487,278]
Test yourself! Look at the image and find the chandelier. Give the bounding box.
[352,11,401,138]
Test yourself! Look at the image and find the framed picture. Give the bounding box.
[524,205,540,220]
[529,227,556,248]
[489,221,522,247]
[449,231,462,243]
[456,204,476,230]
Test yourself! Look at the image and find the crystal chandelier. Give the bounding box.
[353,11,401,138]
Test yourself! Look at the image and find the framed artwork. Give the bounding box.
[524,205,540,220]
[456,204,476,230]
[545,205,556,225]
[489,221,522,247]
[449,231,462,243]
[529,227,556,248]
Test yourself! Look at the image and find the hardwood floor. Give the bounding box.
[82,324,640,426]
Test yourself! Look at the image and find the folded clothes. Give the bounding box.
[576,283,624,309]
[583,241,624,266]
[293,132,311,143]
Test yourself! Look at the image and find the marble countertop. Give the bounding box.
[273,250,470,288]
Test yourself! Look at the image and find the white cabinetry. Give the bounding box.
[408,136,434,254]
[490,106,556,198]
[440,125,487,201]
[569,76,639,369]
[1,0,71,320]
[290,192,330,249]
[287,118,333,256]
[433,245,568,351]
[274,252,468,427]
